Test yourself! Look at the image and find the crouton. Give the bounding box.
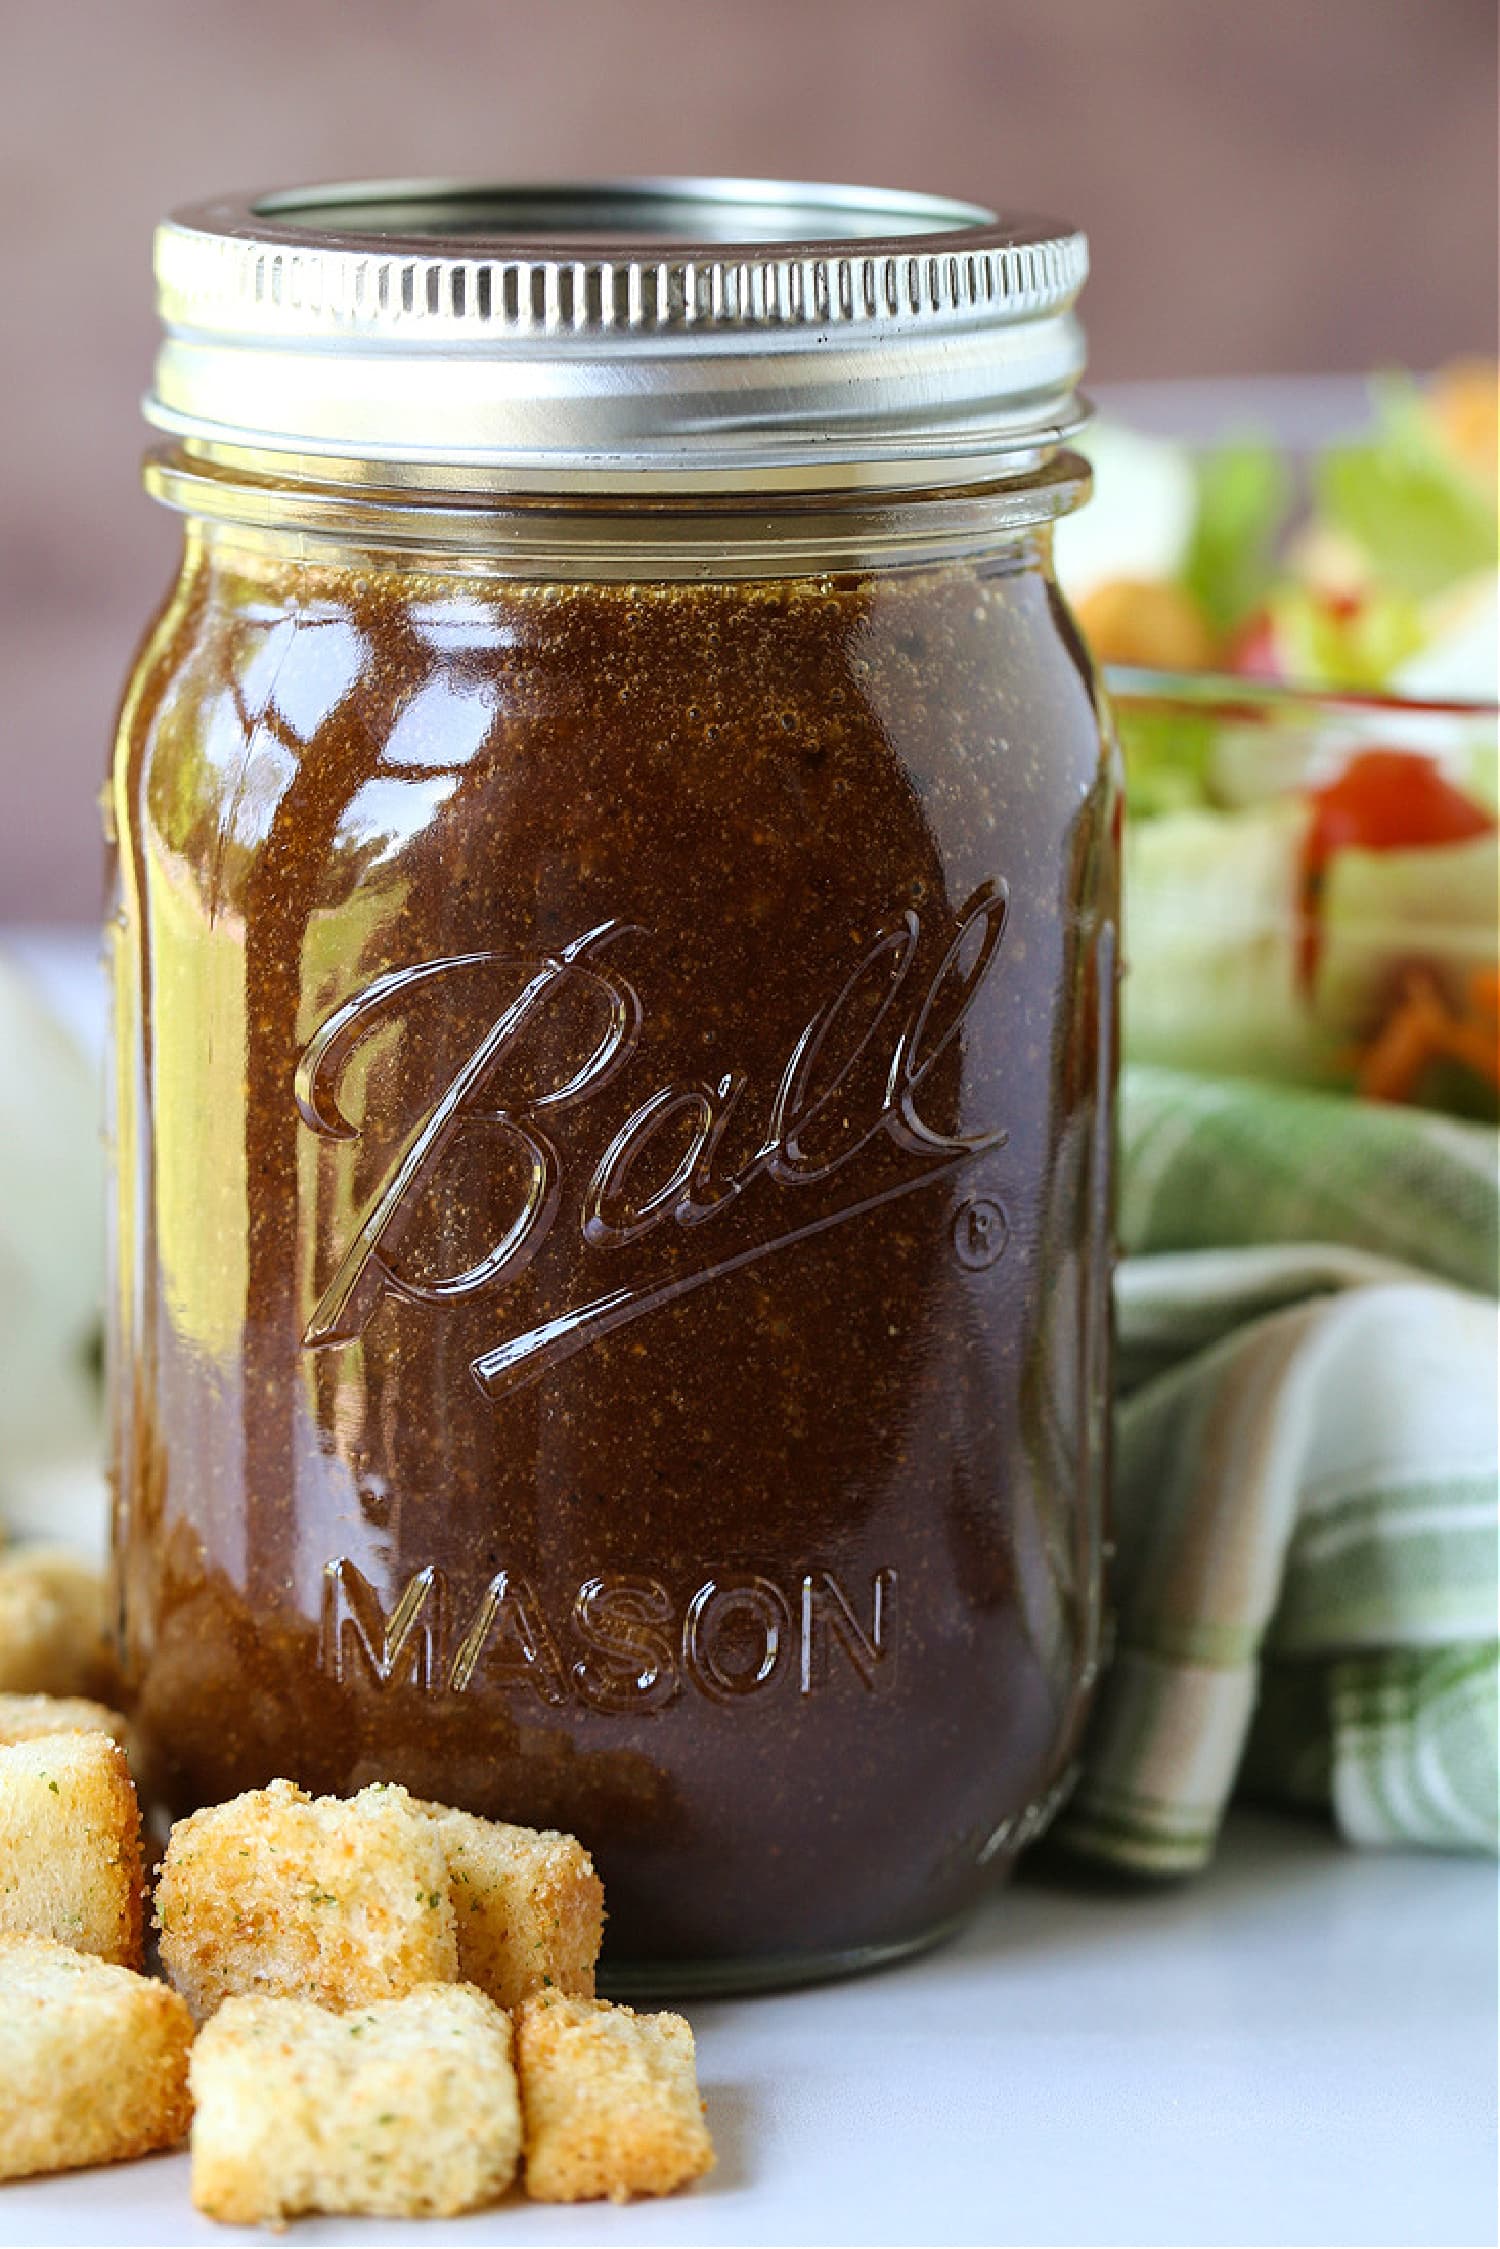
[189,1984,519,2224]
[0,1731,143,1966]
[517,1991,714,2203]
[0,1691,129,1750]
[0,1547,111,1699]
[0,1934,193,2181]
[156,1778,459,2021]
[414,1801,603,2009]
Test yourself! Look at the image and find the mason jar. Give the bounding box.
[108,179,1119,1991]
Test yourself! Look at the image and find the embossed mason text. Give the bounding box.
[321,1558,899,1708]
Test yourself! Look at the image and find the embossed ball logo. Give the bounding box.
[296,880,1009,1399]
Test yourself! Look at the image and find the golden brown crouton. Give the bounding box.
[517,1991,714,2203]
[1074,577,1219,671]
[0,1691,129,1750]
[0,1547,111,1699]
[414,1801,604,2009]
[190,1984,520,2224]
[0,1731,143,1966]
[156,1778,459,2021]
[0,1934,193,2181]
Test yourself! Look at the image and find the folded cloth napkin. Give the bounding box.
[1055,1063,1499,1876]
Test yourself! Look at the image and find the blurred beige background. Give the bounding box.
[2,0,1495,921]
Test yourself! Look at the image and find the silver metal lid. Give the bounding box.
[147,178,1089,490]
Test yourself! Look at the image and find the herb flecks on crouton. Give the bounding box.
[414,1800,604,2009]
[0,1730,143,1966]
[0,1935,193,2180]
[517,1991,715,2204]
[155,1778,459,2020]
[190,1983,520,2223]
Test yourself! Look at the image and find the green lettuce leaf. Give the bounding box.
[1123,801,1337,1083]
[1182,439,1293,634]
[1269,583,1428,691]
[1112,699,1219,818]
[1315,375,1498,599]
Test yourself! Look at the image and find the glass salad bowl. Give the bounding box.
[1109,666,1499,1120]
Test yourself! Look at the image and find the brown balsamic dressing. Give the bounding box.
[111,534,1118,1979]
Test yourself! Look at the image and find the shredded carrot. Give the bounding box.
[1467,967,1500,1019]
[1355,975,1450,1102]
[1436,1018,1500,1085]
[1354,967,1500,1104]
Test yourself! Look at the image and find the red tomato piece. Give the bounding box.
[1298,749,1495,986]
[1306,748,1495,869]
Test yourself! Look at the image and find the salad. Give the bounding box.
[1057,365,1499,1119]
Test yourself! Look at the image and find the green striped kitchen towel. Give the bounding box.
[1055,1063,1499,1877]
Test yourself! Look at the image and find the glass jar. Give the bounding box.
[109,180,1119,1991]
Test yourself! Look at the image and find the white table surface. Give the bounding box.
[2,1815,1495,2249]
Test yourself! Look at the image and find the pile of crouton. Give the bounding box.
[0,1541,715,2225]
